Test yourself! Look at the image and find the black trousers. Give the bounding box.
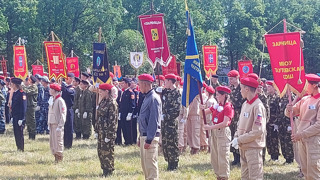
[132,118,137,144]
[5,105,10,124]
[64,108,74,148]
[115,120,124,144]
[13,119,24,151]
[115,117,133,145]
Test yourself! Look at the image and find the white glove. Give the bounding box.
[180,119,186,123]
[94,133,98,139]
[213,103,219,110]
[156,87,163,93]
[10,118,13,124]
[273,125,279,132]
[287,126,292,132]
[118,113,121,120]
[231,138,239,149]
[75,109,79,114]
[18,120,23,126]
[83,112,88,119]
[161,114,164,121]
[77,113,80,118]
[36,106,40,111]
[56,127,61,132]
[105,137,110,143]
[48,126,50,131]
[126,113,132,121]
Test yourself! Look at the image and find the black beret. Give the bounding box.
[30,75,37,83]
[123,78,132,84]
[11,78,23,85]
[81,80,89,85]
[81,72,89,78]
[5,77,10,82]
[67,73,75,78]
[51,77,56,83]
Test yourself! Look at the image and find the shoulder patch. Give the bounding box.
[255,114,263,126]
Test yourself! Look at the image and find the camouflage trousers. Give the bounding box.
[97,135,115,172]
[266,122,280,157]
[230,111,239,154]
[278,119,294,161]
[161,122,179,164]
[37,107,48,134]
[81,112,92,137]
[0,107,5,133]
[26,106,36,135]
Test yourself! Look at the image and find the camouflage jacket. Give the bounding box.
[96,98,118,139]
[278,94,294,127]
[268,93,280,124]
[73,86,81,110]
[162,88,181,125]
[79,88,92,114]
[230,84,244,111]
[259,93,270,121]
[23,84,38,108]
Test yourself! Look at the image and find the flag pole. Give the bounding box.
[197,81,209,138]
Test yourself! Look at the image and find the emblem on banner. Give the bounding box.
[151,29,159,41]
[130,52,144,70]
[243,66,249,73]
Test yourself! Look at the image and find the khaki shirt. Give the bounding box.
[235,96,267,150]
[48,96,66,129]
[285,94,320,138]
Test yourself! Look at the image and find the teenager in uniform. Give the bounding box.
[202,86,234,180]
[285,74,320,180]
[231,77,267,179]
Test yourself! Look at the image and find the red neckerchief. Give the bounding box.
[247,95,259,105]
[312,93,320,99]
[55,94,61,100]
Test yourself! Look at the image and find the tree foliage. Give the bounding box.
[0,0,319,77]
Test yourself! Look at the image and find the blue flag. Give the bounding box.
[93,43,110,84]
[182,10,203,107]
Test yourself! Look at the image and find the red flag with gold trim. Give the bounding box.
[32,65,44,76]
[13,46,28,79]
[238,60,253,78]
[44,41,67,80]
[66,57,80,77]
[162,55,177,75]
[203,45,218,78]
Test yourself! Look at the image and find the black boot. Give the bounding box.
[102,169,112,177]
[75,133,81,139]
[231,152,240,165]
[29,133,35,140]
[82,134,90,139]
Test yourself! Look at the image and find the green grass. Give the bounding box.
[0,125,301,180]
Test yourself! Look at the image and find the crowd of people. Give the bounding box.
[1,69,320,180]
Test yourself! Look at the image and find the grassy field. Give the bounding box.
[0,125,301,180]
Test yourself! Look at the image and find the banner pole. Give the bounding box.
[197,81,209,138]
[51,31,55,42]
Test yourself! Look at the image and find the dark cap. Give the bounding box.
[81,72,89,78]
[11,78,23,85]
[51,77,56,83]
[123,78,132,84]
[0,80,5,86]
[35,74,42,80]
[212,75,219,78]
[112,77,118,82]
[5,77,10,82]
[67,73,75,78]
[30,75,37,83]
[81,80,89,85]
[132,78,138,83]
[74,77,80,83]
[41,76,50,83]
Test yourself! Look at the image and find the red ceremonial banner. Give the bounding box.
[176,61,181,77]
[238,60,253,78]
[113,65,122,79]
[162,55,177,76]
[265,32,307,97]
[44,42,67,80]
[203,45,218,78]
[13,46,28,79]
[1,57,7,77]
[139,13,172,68]
[66,57,80,77]
[32,65,44,76]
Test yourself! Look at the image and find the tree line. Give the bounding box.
[0,0,319,79]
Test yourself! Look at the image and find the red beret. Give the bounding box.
[241,77,259,88]
[177,76,182,82]
[0,76,4,80]
[216,86,231,94]
[99,83,113,90]
[247,73,259,80]
[156,75,165,81]
[227,70,239,77]
[109,72,114,78]
[306,74,320,82]
[203,82,208,88]
[266,81,274,86]
[138,74,154,82]
[180,81,184,86]
[50,83,61,91]
[259,81,264,86]
[165,73,177,80]
[206,86,215,94]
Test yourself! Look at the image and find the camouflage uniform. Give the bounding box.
[0,89,6,133]
[161,88,181,170]
[96,97,118,175]
[23,84,38,139]
[73,86,81,138]
[36,83,43,132]
[79,88,92,139]
[229,84,244,163]
[258,92,269,162]
[38,86,50,134]
[278,95,294,163]
[267,94,280,160]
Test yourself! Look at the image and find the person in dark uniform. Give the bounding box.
[5,77,10,124]
[61,73,75,149]
[72,77,81,139]
[35,74,43,134]
[131,78,139,144]
[0,80,6,134]
[39,76,50,134]
[11,78,27,151]
[115,78,135,145]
